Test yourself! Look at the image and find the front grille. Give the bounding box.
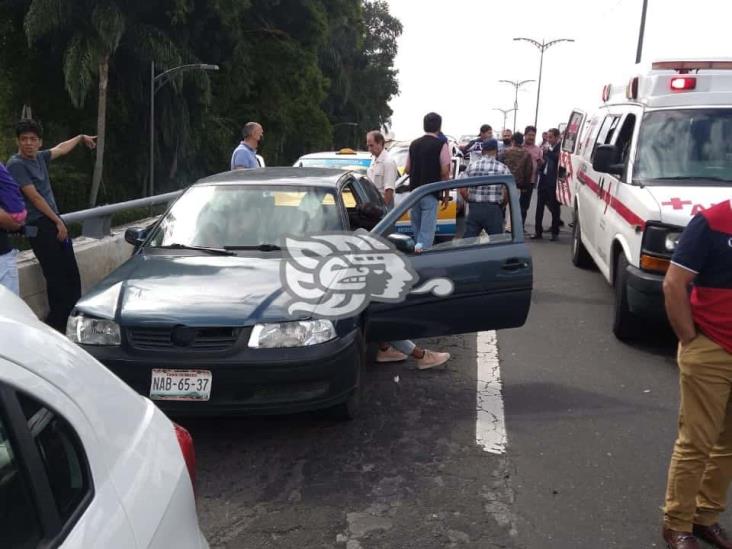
[127,326,242,351]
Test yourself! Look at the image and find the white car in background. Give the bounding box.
[0,286,207,548]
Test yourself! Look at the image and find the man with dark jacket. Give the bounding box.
[500,132,534,229]
[532,128,561,241]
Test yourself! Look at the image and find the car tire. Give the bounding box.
[570,213,593,269]
[325,332,365,421]
[613,254,641,341]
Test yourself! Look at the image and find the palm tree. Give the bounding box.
[23,0,185,206]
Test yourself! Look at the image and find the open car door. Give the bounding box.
[557,109,587,206]
[365,176,532,342]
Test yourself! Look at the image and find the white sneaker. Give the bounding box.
[416,350,451,370]
[376,347,408,363]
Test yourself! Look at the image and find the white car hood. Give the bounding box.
[646,185,732,227]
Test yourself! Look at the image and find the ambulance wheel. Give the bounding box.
[613,254,641,341]
[570,215,593,269]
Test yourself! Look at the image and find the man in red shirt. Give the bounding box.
[661,200,732,549]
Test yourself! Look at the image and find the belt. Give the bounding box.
[468,201,502,205]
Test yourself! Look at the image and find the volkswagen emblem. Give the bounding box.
[171,326,197,347]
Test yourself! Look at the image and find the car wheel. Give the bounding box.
[570,213,593,269]
[613,254,641,341]
[325,333,365,421]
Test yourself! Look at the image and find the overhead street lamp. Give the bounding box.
[498,79,535,133]
[492,107,517,133]
[149,62,219,197]
[513,37,574,128]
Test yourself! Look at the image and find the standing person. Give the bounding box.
[498,128,513,157]
[366,130,399,208]
[0,163,24,294]
[660,200,732,549]
[405,112,451,252]
[540,131,550,152]
[532,128,561,241]
[230,122,263,170]
[500,132,534,229]
[460,124,492,155]
[459,139,511,238]
[7,119,96,331]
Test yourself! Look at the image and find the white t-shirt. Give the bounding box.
[367,149,399,194]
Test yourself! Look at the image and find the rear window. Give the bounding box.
[633,108,732,185]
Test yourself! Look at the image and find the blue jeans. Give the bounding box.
[410,194,438,249]
[463,202,504,238]
[0,249,19,295]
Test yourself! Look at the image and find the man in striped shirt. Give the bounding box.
[459,139,511,238]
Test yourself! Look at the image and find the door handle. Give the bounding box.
[501,259,529,271]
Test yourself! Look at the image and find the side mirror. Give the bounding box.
[395,174,411,194]
[124,227,147,246]
[459,164,467,173]
[387,233,415,254]
[592,144,623,175]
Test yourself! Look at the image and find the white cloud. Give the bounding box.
[386,0,732,140]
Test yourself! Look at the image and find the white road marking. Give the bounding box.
[475,331,507,454]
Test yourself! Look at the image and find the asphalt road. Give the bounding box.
[182,217,706,549]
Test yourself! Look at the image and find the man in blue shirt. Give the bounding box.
[7,119,96,331]
[230,122,263,170]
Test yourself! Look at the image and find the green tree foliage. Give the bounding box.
[0,0,401,212]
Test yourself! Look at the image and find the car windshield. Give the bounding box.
[297,157,371,174]
[633,108,732,185]
[146,184,343,250]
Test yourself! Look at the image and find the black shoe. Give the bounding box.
[530,234,542,240]
[550,234,559,242]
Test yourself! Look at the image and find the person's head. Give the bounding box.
[242,122,263,147]
[524,125,537,146]
[479,124,492,140]
[424,112,442,134]
[15,119,43,159]
[366,130,386,156]
[481,138,498,157]
[502,129,513,145]
[511,131,524,147]
[541,131,548,143]
[546,128,560,146]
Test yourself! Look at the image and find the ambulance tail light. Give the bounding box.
[670,77,696,91]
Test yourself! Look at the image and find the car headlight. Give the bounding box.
[248,320,336,348]
[642,224,684,256]
[66,315,121,346]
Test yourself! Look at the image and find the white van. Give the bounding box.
[559,60,732,340]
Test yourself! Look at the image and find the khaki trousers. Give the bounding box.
[664,333,732,532]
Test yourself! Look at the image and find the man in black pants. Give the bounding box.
[7,119,96,331]
[532,128,561,241]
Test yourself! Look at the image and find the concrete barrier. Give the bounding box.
[19,217,158,319]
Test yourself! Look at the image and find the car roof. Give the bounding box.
[194,166,351,188]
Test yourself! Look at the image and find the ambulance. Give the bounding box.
[558,60,732,341]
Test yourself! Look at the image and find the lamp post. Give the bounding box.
[636,0,649,63]
[149,62,219,197]
[513,37,574,128]
[498,79,535,133]
[492,107,517,134]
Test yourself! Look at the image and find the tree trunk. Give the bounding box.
[89,54,109,207]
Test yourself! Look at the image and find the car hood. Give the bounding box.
[75,254,297,326]
[646,185,730,227]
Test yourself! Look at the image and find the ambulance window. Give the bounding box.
[591,115,621,161]
[562,111,584,153]
[615,114,636,178]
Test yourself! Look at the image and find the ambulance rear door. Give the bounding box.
[558,109,586,205]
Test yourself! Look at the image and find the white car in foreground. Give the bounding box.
[0,286,207,548]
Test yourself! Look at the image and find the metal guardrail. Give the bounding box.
[60,190,183,239]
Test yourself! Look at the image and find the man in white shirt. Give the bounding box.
[366,130,399,208]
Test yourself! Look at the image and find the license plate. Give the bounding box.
[150,369,212,401]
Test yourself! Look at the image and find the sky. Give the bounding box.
[385,0,732,140]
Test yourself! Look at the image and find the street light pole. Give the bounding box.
[492,107,517,133]
[513,37,574,129]
[498,80,534,133]
[636,0,649,64]
[149,62,219,197]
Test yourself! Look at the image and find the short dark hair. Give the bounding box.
[548,128,561,138]
[15,118,43,139]
[512,131,524,146]
[242,122,260,139]
[479,124,492,133]
[524,125,537,135]
[423,112,442,133]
